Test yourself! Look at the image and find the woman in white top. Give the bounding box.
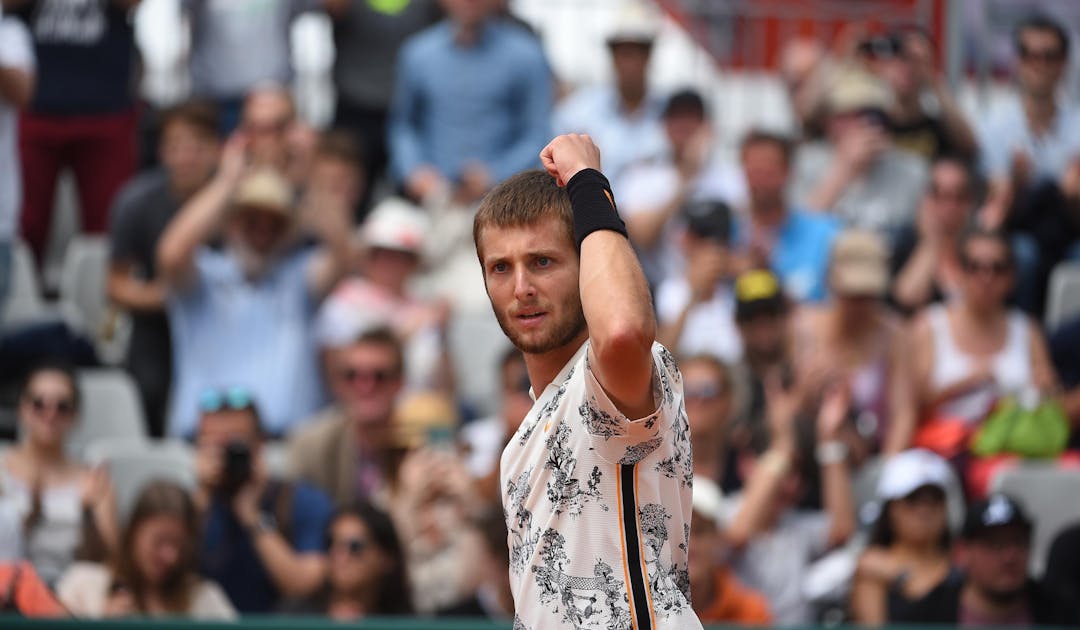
[911,230,1057,425]
[57,480,235,619]
[1,362,118,585]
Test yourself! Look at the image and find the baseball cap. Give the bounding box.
[734,269,787,321]
[876,449,955,501]
[233,168,294,217]
[962,493,1033,540]
[683,200,732,244]
[362,197,429,255]
[830,229,889,297]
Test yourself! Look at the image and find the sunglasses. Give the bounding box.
[339,366,398,386]
[199,387,255,413]
[329,537,368,556]
[25,395,75,417]
[962,259,1011,276]
[684,383,724,401]
[1019,46,1066,63]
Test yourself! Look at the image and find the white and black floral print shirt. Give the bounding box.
[502,341,702,630]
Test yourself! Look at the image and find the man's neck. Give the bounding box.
[453,18,487,46]
[524,330,589,395]
[750,202,787,229]
[618,86,646,115]
[1022,91,1058,135]
[961,583,1029,622]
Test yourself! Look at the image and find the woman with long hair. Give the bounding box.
[851,449,960,624]
[56,480,234,619]
[1,362,118,585]
[286,502,412,619]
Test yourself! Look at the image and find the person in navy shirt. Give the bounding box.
[193,388,334,613]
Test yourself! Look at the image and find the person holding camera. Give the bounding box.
[192,388,333,613]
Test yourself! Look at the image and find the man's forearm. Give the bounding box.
[0,67,33,108]
[157,176,234,286]
[250,531,326,597]
[107,268,168,312]
[821,458,855,547]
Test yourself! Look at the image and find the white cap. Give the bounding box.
[606,2,659,45]
[876,448,956,501]
[363,197,429,255]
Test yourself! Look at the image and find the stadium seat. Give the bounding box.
[83,437,195,522]
[1045,261,1080,330]
[64,369,147,458]
[1,240,46,329]
[58,236,130,364]
[990,463,1080,577]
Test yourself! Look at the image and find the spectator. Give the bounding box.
[435,507,513,618]
[790,68,928,239]
[8,0,139,264]
[182,0,319,133]
[728,269,796,463]
[56,480,235,620]
[792,230,916,457]
[283,502,413,619]
[554,5,665,183]
[890,156,977,313]
[313,197,451,393]
[388,0,552,205]
[619,89,746,287]
[736,130,842,303]
[679,354,737,490]
[656,200,742,363]
[107,101,221,437]
[903,493,1080,625]
[721,382,857,626]
[911,230,1057,429]
[0,11,33,314]
[0,362,118,586]
[778,37,832,139]
[1044,522,1080,600]
[850,449,960,625]
[157,141,353,438]
[0,561,67,617]
[323,0,442,217]
[301,130,365,223]
[689,482,771,625]
[864,29,976,161]
[193,390,333,613]
[238,85,312,185]
[978,16,1080,234]
[460,347,531,503]
[288,327,406,508]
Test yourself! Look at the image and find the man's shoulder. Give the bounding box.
[401,20,451,58]
[111,170,171,220]
[288,408,348,450]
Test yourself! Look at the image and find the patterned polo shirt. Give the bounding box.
[502,341,703,630]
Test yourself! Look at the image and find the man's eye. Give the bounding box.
[536,257,551,267]
[493,262,508,273]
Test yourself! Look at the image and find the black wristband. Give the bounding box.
[566,168,628,248]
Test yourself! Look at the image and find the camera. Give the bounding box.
[220,440,252,495]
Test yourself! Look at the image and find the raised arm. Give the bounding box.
[541,134,656,418]
[157,134,248,288]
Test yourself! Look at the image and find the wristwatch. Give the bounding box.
[249,511,278,537]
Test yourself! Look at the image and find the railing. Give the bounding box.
[3,620,1077,630]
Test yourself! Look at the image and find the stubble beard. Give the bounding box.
[495,297,587,355]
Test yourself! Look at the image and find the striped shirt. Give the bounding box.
[502,341,703,630]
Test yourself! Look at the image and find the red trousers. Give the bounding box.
[18,109,137,262]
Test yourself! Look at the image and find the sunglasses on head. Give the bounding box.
[199,387,255,413]
[962,258,1011,276]
[330,537,368,556]
[25,395,75,417]
[339,366,398,386]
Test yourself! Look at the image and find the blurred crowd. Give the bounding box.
[2,0,1080,626]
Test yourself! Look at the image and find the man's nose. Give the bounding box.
[513,268,536,300]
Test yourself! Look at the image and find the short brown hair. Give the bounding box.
[740,129,794,166]
[160,100,220,141]
[354,326,405,377]
[473,169,574,260]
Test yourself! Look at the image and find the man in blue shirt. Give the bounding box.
[388,0,552,206]
[737,130,841,303]
[158,139,353,438]
[194,389,333,613]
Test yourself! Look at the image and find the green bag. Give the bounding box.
[971,395,1069,458]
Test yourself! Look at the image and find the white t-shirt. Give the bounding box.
[56,562,237,620]
[0,16,34,240]
[655,276,743,363]
[501,341,703,630]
